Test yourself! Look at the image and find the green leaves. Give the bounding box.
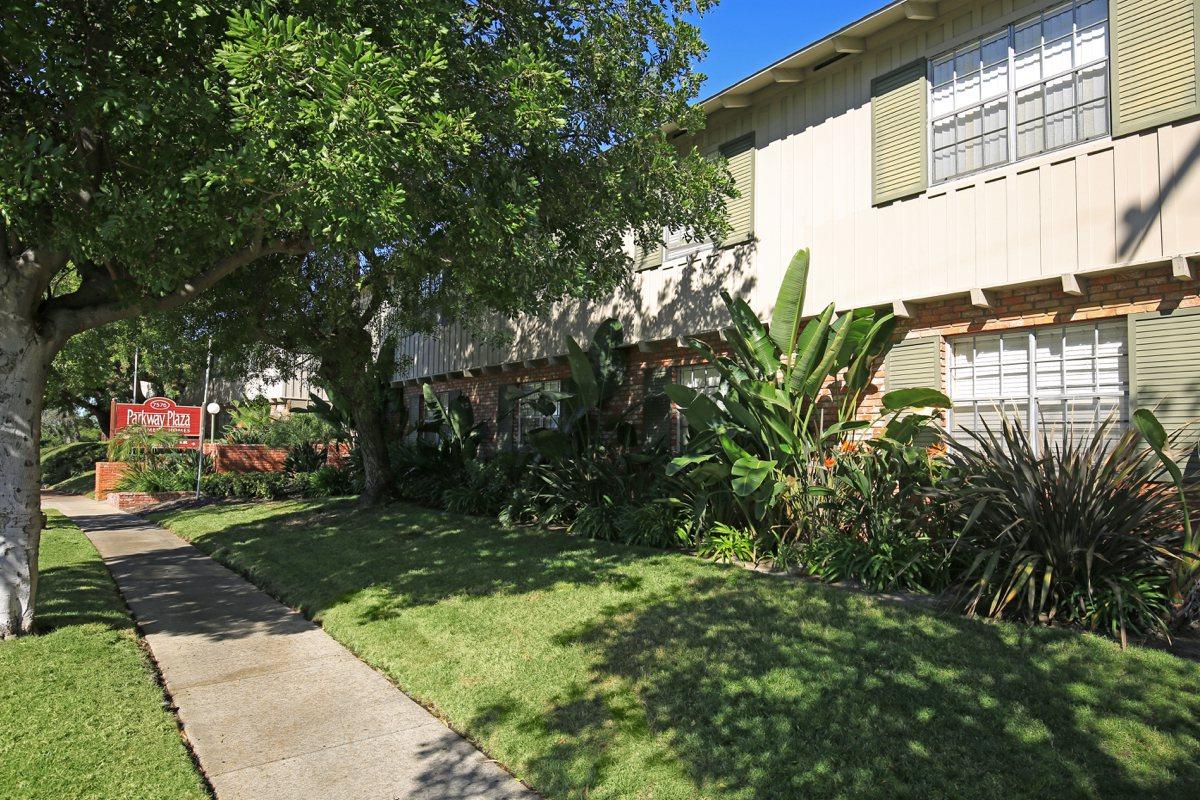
[769,248,810,358]
[731,456,776,497]
[882,388,952,411]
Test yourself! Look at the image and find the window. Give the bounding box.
[931,0,1109,182]
[660,133,755,263]
[948,320,1128,451]
[516,380,561,447]
[676,365,722,448]
[419,389,453,443]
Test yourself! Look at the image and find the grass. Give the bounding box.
[0,511,209,800]
[152,499,1200,800]
[48,469,95,496]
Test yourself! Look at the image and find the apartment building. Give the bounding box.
[395,0,1200,453]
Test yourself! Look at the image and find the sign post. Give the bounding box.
[195,338,213,499]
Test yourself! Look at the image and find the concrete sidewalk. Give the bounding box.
[44,493,535,800]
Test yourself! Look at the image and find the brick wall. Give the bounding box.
[402,262,1200,451]
[211,444,289,473]
[106,491,192,512]
[94,461,130,500]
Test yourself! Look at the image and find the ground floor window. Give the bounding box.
[516,380,561,448]
[675,365,721,449]
[948,320,1128,451]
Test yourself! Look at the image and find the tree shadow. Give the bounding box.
[512,571,1200,799]
[173,501,648,622]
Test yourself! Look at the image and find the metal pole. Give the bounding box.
[195,338,213,499]
[132,346,139,402]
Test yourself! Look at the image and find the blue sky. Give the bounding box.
[686,0,886,98]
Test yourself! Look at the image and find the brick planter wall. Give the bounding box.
[210,444,289,473]
[106,491,193,512]
[94,461,130,500]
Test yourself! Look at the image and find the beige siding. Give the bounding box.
[397,0,1200,382]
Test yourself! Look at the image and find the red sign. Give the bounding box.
[110,397,203,438]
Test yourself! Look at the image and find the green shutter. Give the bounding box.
[635,241,662,271]
[1128,308,1200,457]
[1111,0,1200,137]
[884,336,942,392]
[641,366,672,445]
[496,384,516,451]
[719,134,755,245]
[871,59,928,206]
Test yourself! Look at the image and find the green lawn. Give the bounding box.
[0,512,208,800]
[48,469,95,496]
[153,500,1200,800]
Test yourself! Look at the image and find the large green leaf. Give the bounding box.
[566,336,598,410]
[723,291,779,372]
[731,455,776,497]
[802,307,854,397]
[769,248,810,357]
[882,387,952,411]
[666,453,714,476]
[787,305,833,395]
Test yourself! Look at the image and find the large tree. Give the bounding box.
[0,0,727,637]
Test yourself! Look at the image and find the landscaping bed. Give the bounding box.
[152,499,1200,800]
[0,511,208,800]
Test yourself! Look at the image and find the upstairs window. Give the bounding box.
[931,0,1109,183]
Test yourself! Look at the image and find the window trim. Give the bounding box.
[928,0,1111,186]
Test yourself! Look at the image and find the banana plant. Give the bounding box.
[421,383,483,461]
[1131,408,1199,623]
[667,248,948,538]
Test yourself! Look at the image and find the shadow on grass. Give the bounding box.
[521,573,1200,799]
[167,501,1200,799]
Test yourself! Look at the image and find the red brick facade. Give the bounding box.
[402,262,1200,451]
[106,491,193,512]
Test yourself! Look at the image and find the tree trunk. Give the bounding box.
[0,321,52,638]
[351,397,392,506]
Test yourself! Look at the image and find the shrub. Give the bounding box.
[201,471,290,499]
[935,415,1180,644]
[116,454,199,493]
[615,502,687,548]
[285,441,327,473]
[40,441,106,485]
[568,499,623,541]
[303,465,355,497]
[698,523,759,564]
[810,437,953,592]
[441,461,511,517]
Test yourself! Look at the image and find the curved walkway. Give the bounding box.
[43,493,535,800]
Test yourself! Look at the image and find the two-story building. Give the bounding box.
[395,0,1200,454]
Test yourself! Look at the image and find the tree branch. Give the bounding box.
[43,238,311,344]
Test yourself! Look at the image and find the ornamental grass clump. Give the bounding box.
[936,415,1180,645]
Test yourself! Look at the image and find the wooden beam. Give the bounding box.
[904,1,939,21]
[833,36,865,54]
[970,288,993,308]
[637,341,655,353]
[1061,273,1086,296]
[1173,255,1195,281]
[501,362,520,372]
[675,336,690,349]
[721,94,752,109]
[769,68,805,84]
[892,300,912,318]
